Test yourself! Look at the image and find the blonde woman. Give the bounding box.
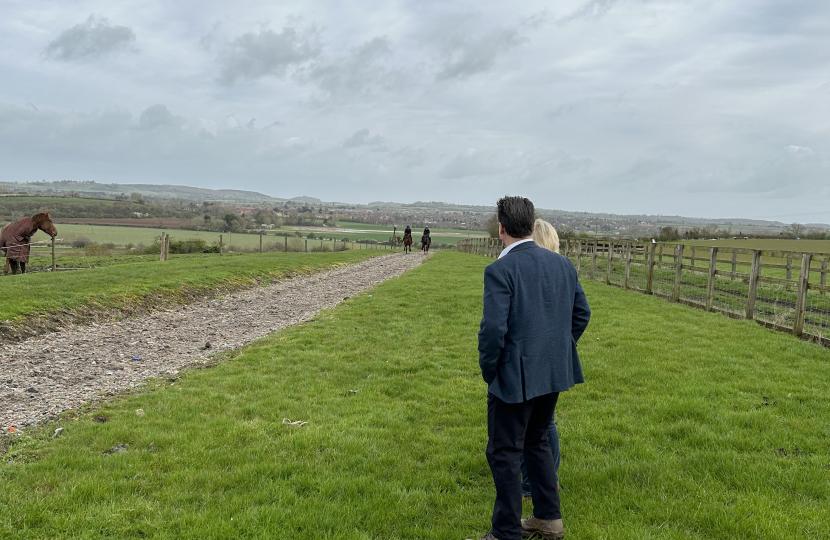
[533,218,560,253]
[518,218,562,497]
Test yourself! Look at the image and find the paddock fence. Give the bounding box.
[457,237,830,347]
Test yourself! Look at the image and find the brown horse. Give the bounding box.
[1,213,58,275]
[421,234,431,253]
[403,234,413,253]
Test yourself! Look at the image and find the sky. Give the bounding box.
[1,0,829,222]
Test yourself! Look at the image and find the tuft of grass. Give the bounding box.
[1,251,828,539]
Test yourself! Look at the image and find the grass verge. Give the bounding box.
[1,251,828,539]
[0,251,382,341]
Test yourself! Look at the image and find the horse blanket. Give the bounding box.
[0,217,34,263]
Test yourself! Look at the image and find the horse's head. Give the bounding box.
[33,212,58,237]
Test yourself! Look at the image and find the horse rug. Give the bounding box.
[0,217,34,263]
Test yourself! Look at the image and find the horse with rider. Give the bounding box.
[401,225,431,253]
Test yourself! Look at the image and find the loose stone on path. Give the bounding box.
[0,252,429,432]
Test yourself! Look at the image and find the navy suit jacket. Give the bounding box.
[478,241,591,403]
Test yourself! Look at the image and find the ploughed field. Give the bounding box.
[1,252,828,539]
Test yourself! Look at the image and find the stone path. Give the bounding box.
[1,252,429,432]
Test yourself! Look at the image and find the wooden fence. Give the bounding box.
[457,238,830,346]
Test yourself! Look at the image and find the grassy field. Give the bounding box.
[43,224,269,250]
[668,238,830,254]
[289,222,487,245]
[334,221,487,235]
[0,250,382,321]
[0,196,116,205]
[1,251,828,539]
[26,223,474,249]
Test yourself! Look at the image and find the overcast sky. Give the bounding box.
[2,1,829,221]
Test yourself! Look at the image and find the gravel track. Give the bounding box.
[1,252,429,432]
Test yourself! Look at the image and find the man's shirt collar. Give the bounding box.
[498,238,534,259]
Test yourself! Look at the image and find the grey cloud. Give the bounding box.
[138,104,184,130]
[435,26,526,81]
[217,26,321,85]
[390,147,427,169]
[199,21,222,51]
[515,151,593,186]
[557,0,621,25]
[302,36,403,98]
[342,128,386,148]
[439,148,513,178]
[736,146,828,195]
[43,16,136,61]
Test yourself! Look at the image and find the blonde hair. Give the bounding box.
[532,219,560,253]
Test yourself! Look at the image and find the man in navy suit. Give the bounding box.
[467,197,591,540]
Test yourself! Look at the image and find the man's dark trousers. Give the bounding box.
[487,391,560,540]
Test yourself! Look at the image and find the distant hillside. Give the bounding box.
[1,181,826,232]
[0,181,284,204]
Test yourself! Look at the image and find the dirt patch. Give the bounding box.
[1,253,429,432]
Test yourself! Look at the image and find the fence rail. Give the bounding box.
[457,238,830,346]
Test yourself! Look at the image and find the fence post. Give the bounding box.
[160,232,166,262]
[746,250,761,320]
[591,240,597,280]
[706,247,718,311]
[794,253,812,337]
[305,240,308,252]
[219,235,223,256]
[786,257,793,281]
[691,248,696,269]
[731,251,737,280]
[646,242,656,294]
[822,259,828,295]
[260,233,263,253]
[624,243,632,289]
[576,241,582,274]
[605,240,613,285]
[285,236,288,252]
[672,244,684,302]
[51,236,56,271]
[165,233,170,260]
[321,239,324,251]
[658,244,663,265]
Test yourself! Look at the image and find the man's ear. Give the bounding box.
[498,222,505,235]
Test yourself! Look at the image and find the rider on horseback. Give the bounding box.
[423,226,430,238]
[404,225,412,241]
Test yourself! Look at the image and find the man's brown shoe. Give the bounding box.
[464,531,500,540]
[521,515,564,539]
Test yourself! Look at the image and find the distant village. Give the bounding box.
[1,180,826,240]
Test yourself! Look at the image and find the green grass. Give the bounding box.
[49,224,272,249]
[1,252,829,539]
[334,221,487,236]
[668,238,830,254]
[0,251,382,321]
[0,196,116,204]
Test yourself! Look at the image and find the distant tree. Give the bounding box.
[223,214,238,231]
[130,192,145,204]
[657,226,680,242]
[787,223,806,238]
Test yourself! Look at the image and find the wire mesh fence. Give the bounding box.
[458,238,830,348]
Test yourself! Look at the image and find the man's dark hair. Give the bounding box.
[497,196,535,238]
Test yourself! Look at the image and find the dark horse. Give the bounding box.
[403,234,413,254]
[421,234,431,253]
[1,213,58,275]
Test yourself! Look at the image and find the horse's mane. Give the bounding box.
[32,212,52,226]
